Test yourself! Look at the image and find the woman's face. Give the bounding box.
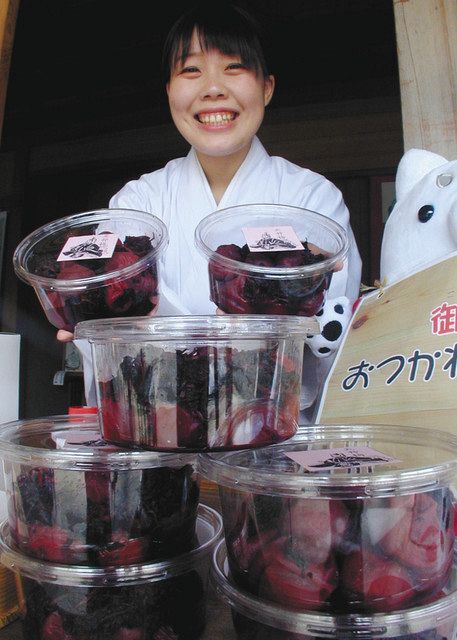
[167,29,274,164]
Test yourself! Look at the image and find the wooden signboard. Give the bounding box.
[317,253,457,433]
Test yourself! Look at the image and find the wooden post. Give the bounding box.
[0,0,19,145]
[393,0,457,158]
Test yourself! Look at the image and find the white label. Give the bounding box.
[57,234,118,261]
[242,225,303,252]
[285,446,400,472]
[52,429,117,450]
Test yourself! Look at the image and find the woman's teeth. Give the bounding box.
[198,112,235,124]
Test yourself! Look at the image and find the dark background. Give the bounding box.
[0,0,402,418]
[2,0,399,148]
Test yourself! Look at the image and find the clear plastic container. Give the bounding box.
[194,203,348,316]
[13,208,168,331]
[0,415,200,565]
[75,314,318,452]
[0,504,222,640]
[198,424,457,613]
[211,538,457,640]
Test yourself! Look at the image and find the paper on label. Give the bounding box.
[242,225,303,252]
[52,429,115,450]
[285,446,400,472]
[57,234,118,261]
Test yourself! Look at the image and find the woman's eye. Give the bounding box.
[181,66,200,74]
[226,62,246,70]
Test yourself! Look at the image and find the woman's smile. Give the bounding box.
[195,110,238,126]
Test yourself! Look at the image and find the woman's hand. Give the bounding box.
[55,301,160,343]
[57,330,74,342]
[307,242,344,273]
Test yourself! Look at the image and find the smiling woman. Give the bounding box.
[103,1,362,422]
[164,4,275,195]
[108,1,361,324]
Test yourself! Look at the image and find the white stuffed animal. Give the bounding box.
[380,148,457,285]
[307,148,457,360]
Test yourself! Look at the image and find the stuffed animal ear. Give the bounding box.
[396,148,448,201]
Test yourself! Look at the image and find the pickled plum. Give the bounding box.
[28,232,159,331]
[209,241,331,316]
[282,499,349,565]
[258,537,339,610]
[21,571,206,640]
[341,549,414,612]
[99,343,301,451]
[12,461,199,565]
[222,488,455,613]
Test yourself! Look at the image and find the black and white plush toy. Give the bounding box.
[305,295,352,357]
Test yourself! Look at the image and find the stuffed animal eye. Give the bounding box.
[418,204,434,222]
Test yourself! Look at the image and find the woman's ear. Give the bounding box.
[264,75,275,106]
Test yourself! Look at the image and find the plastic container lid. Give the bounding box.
[194,203,349,279]
[0,504,222,587]
[74,314,319,342]
[211,539,457,638]
[13,208,169,292]
[198,423,457,498]
[0,415,197,470]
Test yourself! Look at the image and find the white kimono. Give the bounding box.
[109,137,361,314]
[104,137,362,419]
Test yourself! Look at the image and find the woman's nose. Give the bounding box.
[201,74,227,99]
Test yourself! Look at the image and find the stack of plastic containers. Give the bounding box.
[9,202,455,638]
[5,207,233,636]
[0,414,222,638]
[199,423,457,639]
[5,204,323,638]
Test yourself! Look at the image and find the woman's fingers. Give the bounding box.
[57,329,74,343]
[307,243,344,272]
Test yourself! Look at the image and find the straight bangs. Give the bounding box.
[163,6,269,81]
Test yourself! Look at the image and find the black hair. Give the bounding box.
[162,2,270,83]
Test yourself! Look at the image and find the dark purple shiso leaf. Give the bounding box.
[175,348,210,448]
[21,571,206,639]
[14,461,199,566]
[211,239,329,316]
[26,233,158,331]
[124,234,153,257]
[100,340,298,450]
[139,464,199,553]
[17,468,55,527]
[120,350,154,409]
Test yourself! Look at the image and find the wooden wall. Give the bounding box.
[393,0,457,158]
